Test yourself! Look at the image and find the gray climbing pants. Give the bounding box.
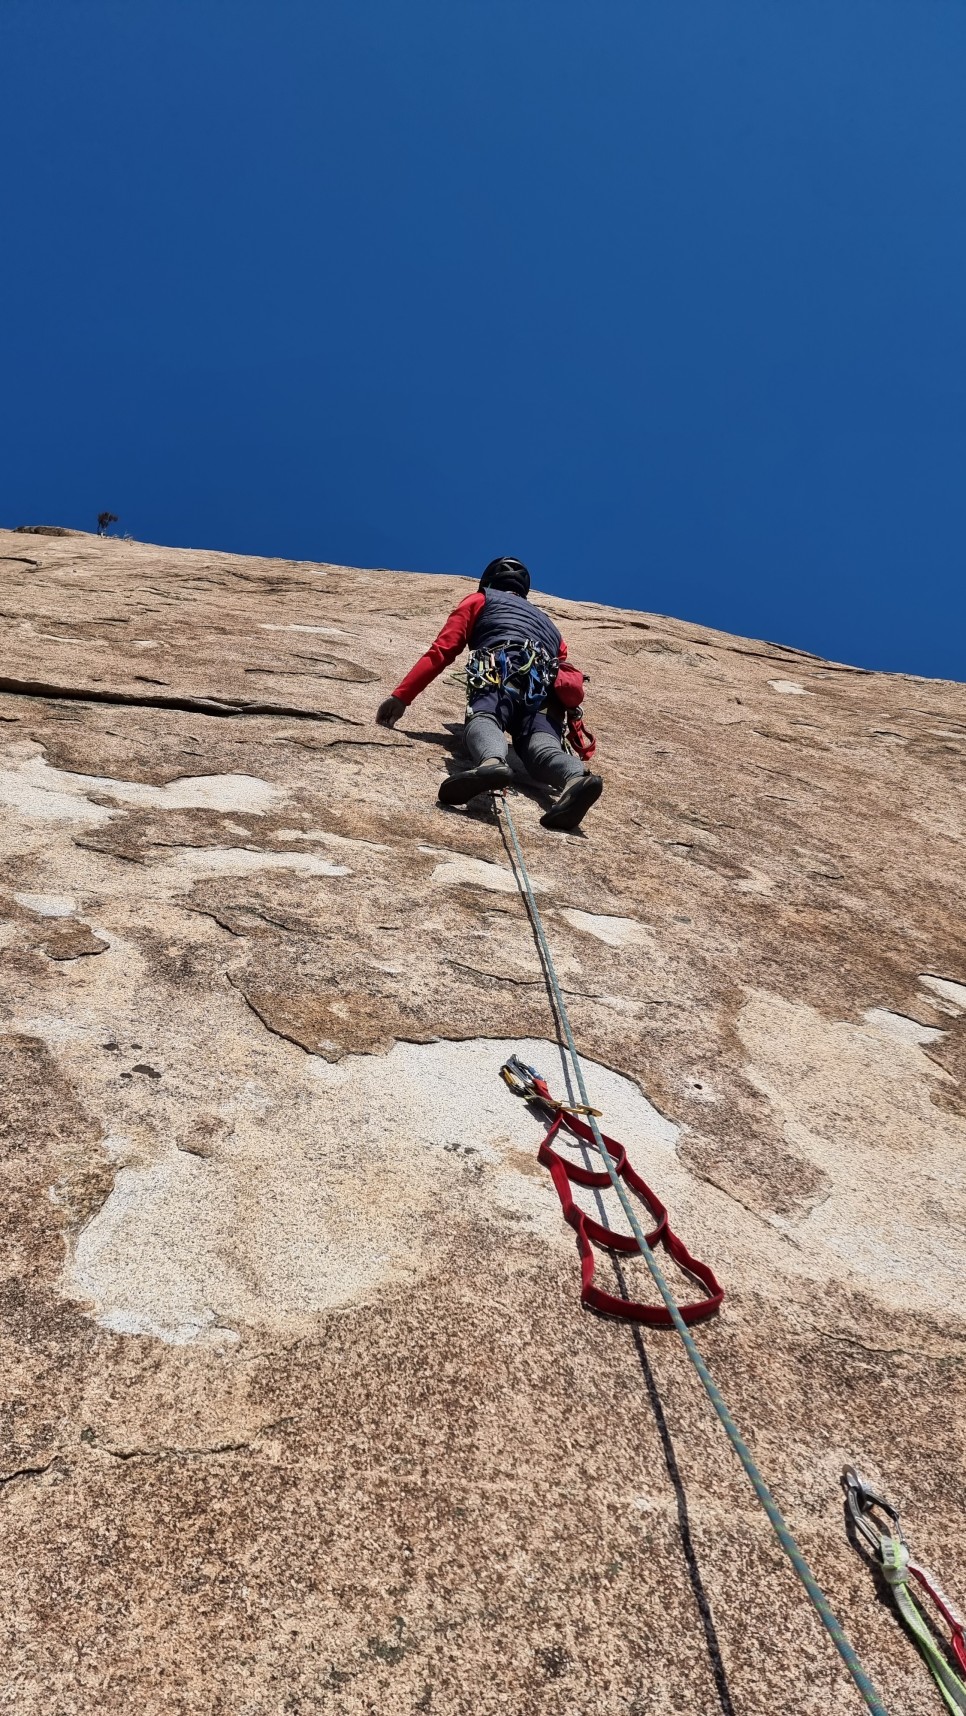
[464,708,585,790]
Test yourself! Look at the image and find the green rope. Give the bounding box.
[495,790,891,1716]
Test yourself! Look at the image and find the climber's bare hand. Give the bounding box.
[376,696,406,729]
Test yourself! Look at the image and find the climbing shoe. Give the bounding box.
[437,759,512,806]
[540,772,604,832]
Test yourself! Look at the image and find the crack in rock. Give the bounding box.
[0,1459,60,1489]
[82,1435,252,1462]
[0,675,362,725]
[814,1331,966,1364]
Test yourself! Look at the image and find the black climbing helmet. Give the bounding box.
[479,557,531,597]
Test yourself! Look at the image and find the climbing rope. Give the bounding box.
[843,1468,966,1712]
[493,787,891,1716]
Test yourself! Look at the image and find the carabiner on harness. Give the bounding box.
[466,639,557,712]
[843,1467,966,1712]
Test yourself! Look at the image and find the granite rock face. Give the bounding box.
[1,527,964,1714]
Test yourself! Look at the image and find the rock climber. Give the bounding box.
[375,556,604,831]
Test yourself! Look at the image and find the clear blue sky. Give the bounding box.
[2,1,964,679]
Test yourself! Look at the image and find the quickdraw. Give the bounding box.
[559,704,597,762]
[466,638,557,711]
[500,1055,723,1328]
[843,1467,966,1712]
[500,1056,602,1116]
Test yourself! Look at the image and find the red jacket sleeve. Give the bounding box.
[391,592,486,705]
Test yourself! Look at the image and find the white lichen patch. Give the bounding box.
[768,679,810,696]
[558,908,653,949]
[100,1133,135,1163]
[259,623,348,636]
[64,1036,675,1343]
[274,828,390,852]
[163,847,350,879]
[733,869,775,895]
[919,974,966,1014]
[14,892,77,917]
[0,754,113,824]
[0,750,283,822]
[107,774,283,814]
[71,1159,244,1346]
[862,1009,945,1047]
[19,1014,92,1046]
[431,855,544,894]
[738,990,966,1316]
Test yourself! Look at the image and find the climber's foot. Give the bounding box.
[437,760,513,806]
[540,773,604,832]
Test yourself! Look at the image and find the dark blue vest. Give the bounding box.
[468,589,562,659]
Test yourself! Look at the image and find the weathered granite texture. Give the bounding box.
[1,526,964,1714]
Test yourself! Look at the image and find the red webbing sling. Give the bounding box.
[504,1059,723,1328]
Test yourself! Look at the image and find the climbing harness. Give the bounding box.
[843,1468,966,1712]
[500,1054,722,1327]
[465,638,557,711]
[491,784,891,1716]
[464,640,597,758]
